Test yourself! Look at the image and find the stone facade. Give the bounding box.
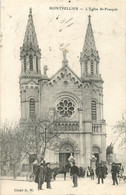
[19,9,106,167]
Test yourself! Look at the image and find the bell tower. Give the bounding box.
[19,8,42,119]
[80,16,106,164]
[80,15,100,78]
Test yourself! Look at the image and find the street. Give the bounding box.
[1,174,126,195]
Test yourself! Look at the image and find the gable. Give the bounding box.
[49,65,82,88]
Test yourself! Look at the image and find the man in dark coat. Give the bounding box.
[53,167,58,180]
[103,165,108,178]
[96,164,105,184]
[111,162,118,185]
[62,166,67,180]
[90,167,94,180]
[34,163,45,190]
[70,162,79,187]
[45,162,52,189]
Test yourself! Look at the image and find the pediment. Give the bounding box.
[48,65,82,88]
[23,79,39,85]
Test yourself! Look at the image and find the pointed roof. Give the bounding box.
[21,8,41,54]
[82,15,99,57]
[50,62,82,83]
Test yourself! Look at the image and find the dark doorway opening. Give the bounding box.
[59,153,74,167]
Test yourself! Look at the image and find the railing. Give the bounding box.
[92,124,102,133]
[54,122,79,131]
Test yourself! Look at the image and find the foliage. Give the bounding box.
[20,116,65,163]
[0,114,67,177]
[0,121,27,178]
[106,143,114,156]
[112,111,126,151]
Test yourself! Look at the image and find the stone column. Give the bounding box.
[85,133,92,167]
[26,55,29,72]
[81,62,85,78]
[88,60,90,74]
[54,150,59,164]
[49,107,55,123]
[96,61,99,75]
[38,57,41,73]
[101,134,106,162]
[94,61,96,75]
[78,108,84,166]
[78,108,83,131]
[33,55,36,72]
[101,94,103,120]
[21,58,23,73]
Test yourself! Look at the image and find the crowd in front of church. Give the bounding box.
[34,158,123,191]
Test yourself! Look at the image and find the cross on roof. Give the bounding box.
[29,7,32,16]
[88,15,91,22]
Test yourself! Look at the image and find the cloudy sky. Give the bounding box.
[1,0,126,144]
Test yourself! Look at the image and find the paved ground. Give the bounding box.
[1,174,126,195]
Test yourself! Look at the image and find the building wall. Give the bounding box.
[19,11,106,168]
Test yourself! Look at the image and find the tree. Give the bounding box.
[19,115,67,164]
[112,111,126,151]
[0,121,28,178]
[106,143,114,156]
[0,114,68,177]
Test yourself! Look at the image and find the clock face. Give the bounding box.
[57,98,75,118]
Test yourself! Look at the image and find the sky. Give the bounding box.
[0,0,126,145]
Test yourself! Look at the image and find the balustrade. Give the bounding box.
[92,124,102,132]
[54,122,79,131]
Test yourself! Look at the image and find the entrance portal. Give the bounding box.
[92,146,100,166]
[59,153,71,167]
[59,143,74,167]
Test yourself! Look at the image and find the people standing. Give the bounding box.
[87,166,91,177]
[34,163,45,190]
[90,167,94,180]
[62,166,67,180]
[103,165,108,178]
[96,163,105,184]
[111,162,118,185]
[70,162,79,187]
[53,167,58,180]
[45,162,52,189]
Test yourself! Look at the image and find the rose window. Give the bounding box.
[57,99,75,118]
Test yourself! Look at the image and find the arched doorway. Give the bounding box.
[59,143,74,167]
[92,146,100,166]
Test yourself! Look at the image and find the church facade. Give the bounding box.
[19,9,106,167]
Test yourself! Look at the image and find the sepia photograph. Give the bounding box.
[0,0,126,194]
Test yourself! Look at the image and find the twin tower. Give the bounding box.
[19,8,106,166]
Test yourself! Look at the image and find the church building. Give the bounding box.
[19,9,106,167]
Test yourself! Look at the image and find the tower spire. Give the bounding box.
[20,9,42,76]
[20,7,41,54]
[83,15,97,54]
[80,16,100,78]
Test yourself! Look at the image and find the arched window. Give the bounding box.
[36,56,38,73]
[29,98,35,118]
[91,100,97,120]
[24,56,26,73]
[85,60,88,74]
[29,55,33,71]
[91,60,94,75]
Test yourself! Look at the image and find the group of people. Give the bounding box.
[71,162,123,187]
[34,162,52,190]
[34,161,123,190]
[87,162,121,185]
